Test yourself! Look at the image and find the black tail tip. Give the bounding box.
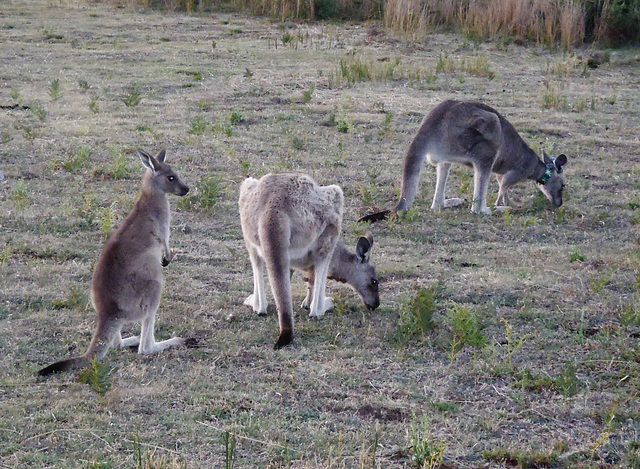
[274,330,293,350]
[38,362,66,377]
[357,210,391,224]
[37,357,89,377]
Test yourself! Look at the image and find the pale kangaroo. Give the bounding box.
[39,149,190,376]
[239,173,379,349]
[396,99,568,215]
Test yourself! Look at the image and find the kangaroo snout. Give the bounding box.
[367,299,380,311]
[179,185,190,196]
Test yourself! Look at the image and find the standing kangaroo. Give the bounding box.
[38,149,190,376]
[396,100,568,215]
[239,173,379,349]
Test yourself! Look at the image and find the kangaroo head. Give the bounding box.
[343,232,380,311]
[538,151,567,208]
[138,149,190,197]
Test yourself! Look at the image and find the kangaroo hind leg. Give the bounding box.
[138,310,186,355]
[131,281,186,355]
[243,246,268,315]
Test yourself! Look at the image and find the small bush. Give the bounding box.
[48,78,61,101]
[445,303,486,362]
[122,82,142,108]
[78,358,113,396]
[406,287,439,334]
[410,415,446,469]
[51,146,92,174]
[228,110,245,125]
[189,115,208,135]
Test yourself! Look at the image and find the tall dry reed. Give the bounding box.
[385,0,586,49]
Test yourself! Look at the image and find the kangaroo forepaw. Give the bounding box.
[244,294,267,315]
[471,205,492,215]
[309,297,334,318]
[445,198,467,208]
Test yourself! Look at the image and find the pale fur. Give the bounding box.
[396,100,568,215]
[239,173,379,349]
[38,149,190,376]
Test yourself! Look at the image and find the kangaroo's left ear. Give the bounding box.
[554,154,567,173]
[138,149,159,173]
[542,150,553,167]
[356,233,373,263]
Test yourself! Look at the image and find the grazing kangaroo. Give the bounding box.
[38,149,190,376]
[395,99,568,215]
[239,173,379,349]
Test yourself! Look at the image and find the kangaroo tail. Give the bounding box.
[357,210,391,224]
[38,356,91,376]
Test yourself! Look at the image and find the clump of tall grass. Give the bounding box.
[329,55,400,87]
[386,0,586,49]
[102,0,640,48]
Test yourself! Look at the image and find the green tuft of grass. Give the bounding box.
[228,110,245,125]
[122,82,142,108]
[78,358,113,396]
[179,175,225,212]
[445,303,486,362]
[52,286,87,310]
[482,447,558,468]
[12,179,30,209]
[189,115,208,135]
[50,146,92,174]
[97,203,118,238]
[48,78,62,101]
[409,414,446,469]
[404,287,439,335]
[569,246,586,262]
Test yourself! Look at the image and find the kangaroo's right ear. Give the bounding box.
[138,150,158,173]
[356,234,373,263]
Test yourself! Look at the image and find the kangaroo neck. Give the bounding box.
[327,241,351,283]
[530,158,550,184]
[136,186,170,227]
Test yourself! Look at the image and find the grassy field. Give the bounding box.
[1,0,640,467]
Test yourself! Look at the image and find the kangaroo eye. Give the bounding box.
[371,279,378,286]
[167,175,175,182]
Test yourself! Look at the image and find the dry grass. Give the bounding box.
[385,0,587,48]
[1,1,640,467]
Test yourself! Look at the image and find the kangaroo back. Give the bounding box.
[239,173,345,349]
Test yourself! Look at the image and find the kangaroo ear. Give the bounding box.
[364,231,374,248]
[356,235,372,263]
[554,154,567,173]
[156,149,167,163]
[138,150,158,173]
[542,150,553,166]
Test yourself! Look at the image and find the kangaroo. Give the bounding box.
[238,173,379,349]
[38,149,190,376]
[395,99,568,215]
